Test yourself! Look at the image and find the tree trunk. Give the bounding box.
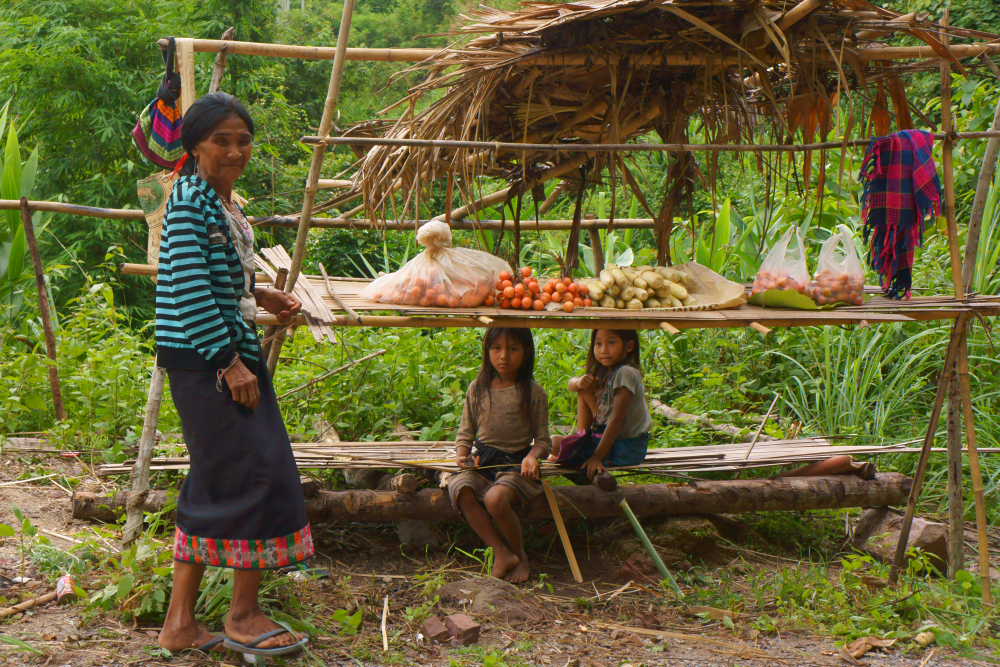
[72,473,911,524]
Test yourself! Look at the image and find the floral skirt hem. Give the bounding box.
[173,523,315,570]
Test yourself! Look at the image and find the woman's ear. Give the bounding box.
[625,340,636,355]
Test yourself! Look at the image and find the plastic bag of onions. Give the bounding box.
[360,220,511,307]
[807,224,865,306]
[751,228,809,296]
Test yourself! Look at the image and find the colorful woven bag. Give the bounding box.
[132,37,184,169]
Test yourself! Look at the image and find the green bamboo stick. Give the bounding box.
[618,498,683,597]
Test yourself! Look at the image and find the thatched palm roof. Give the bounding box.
[352,0,1000,241]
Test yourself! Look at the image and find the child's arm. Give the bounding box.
[583,387,634,478]
[455,389,477,468]
[568,374,595,393]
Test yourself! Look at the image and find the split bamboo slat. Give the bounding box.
[256,246,337,343]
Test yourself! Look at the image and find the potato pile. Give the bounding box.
[370,275,493,307]
[751,270,809,297]
[579,264,695,309]
[491,267,593,312]
[806,270,864,306]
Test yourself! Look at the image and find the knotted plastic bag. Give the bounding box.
[807,224,865,306]
[751,228,809,296]
[360,220,511,307]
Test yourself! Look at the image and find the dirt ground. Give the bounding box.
[0,450,991,667]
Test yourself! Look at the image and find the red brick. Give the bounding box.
[421,616,450,642]
[444,613,480,645]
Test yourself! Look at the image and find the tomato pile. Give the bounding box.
[488,267,593,312]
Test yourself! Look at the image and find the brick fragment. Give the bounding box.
[444,613,481,645]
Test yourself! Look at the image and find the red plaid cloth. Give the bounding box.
[859,130,942,299]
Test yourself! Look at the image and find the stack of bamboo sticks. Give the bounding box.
[98,437,944,476]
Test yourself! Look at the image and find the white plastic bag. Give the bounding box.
[751,228,810,296]
[360,220,511,307]
[807,224,865,306]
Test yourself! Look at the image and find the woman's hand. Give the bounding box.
[520,454,540,480]
[224,358,260,410]
[255,287,301,324]
[583,456,605,479]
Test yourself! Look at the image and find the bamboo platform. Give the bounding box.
[256,273,1000,330]
[97,437,941,476]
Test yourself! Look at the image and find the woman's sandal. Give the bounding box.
[175,635,225,655]
[222,623,309,657]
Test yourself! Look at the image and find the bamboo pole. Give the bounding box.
[20,199,66,421]
[962,91,1000,293]
[945,368,964,576]
[155,36,1000,65]
[302,130,1000,154]
[890,316,965,584]
[939,26,965,300]
[123,364,166,546]
[541,481,583,583]
[158,37,438,62]
[955,331,995,605]
[777,0,824,31]
[286,0,356,294]
[618,498,683,596]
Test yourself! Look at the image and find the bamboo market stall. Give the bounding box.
[5,0,994,598]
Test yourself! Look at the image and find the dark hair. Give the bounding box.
[471,328,537,432]
[586,329,641,385]
[180,92,254,175]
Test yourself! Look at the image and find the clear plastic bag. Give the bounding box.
[360,220,511,307]
[807,224,865,306]
[751,228,809,296]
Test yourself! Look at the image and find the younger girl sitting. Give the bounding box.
[447,327,551,583]
[554,329,651,491]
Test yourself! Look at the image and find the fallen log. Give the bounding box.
[72,473,910,524]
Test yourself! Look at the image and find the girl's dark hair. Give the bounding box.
[586,329,642,383]
[471,328,537,432]
[180,92,254,175]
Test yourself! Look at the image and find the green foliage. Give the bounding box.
[0,101,38,324]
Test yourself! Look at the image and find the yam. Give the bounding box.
[633,277,648,290]
[600,295,616,308]
[626,299,644,310]
[615,298,625,309]
[669,283,688,300]
[645,298,661,308]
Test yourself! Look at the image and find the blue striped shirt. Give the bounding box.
[155,174,260,370]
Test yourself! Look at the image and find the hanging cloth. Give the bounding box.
[858,129,943,299]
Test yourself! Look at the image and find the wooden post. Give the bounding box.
[945,365,964,576]
[122,364,166,545]
[890,316,964,583]
[938,27,964,300]
[208,27,236,94]
[20,199,66,421]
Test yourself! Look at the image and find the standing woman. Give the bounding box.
[155,92,313,657]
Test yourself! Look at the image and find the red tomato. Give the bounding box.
[521,296,533,309]
[520,266,533,278]
[501,279,513,289]
[540,292,551,305]
[583,297,593,307]
[573,297,583,306]
[513,283,526,297]
[502,286,515,299]
[499,271,512,282]
[500,298,512,309]
[484,295,495,306]
[532,299,544,310]
[562,301,575,312]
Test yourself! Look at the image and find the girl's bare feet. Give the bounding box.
[224,611,301,650]
[158,621,219,652]
[491,547,521,579]
[507,554,531,583]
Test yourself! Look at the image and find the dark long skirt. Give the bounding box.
[166,362,313,569]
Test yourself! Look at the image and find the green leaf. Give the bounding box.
[20,147,38,197]
[749,288,821,310]
[0,523,15,537]
[0,634,43,654]
[116,573,134,601]
[1,120,22,234]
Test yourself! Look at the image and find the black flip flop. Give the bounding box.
[223,623,309,657]
[177,635,225,654]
